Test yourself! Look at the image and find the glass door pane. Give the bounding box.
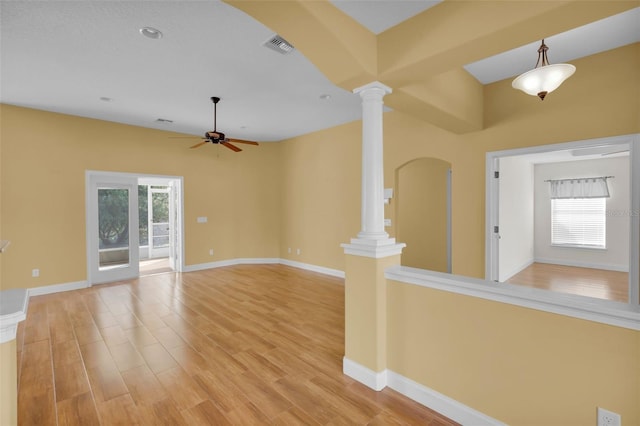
[87,172,139,285]
[98,188,130,269]
[149,189,170,258]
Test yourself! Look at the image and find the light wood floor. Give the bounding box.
[506,262,628,302]
[16,264,458,425]
[139,258,173,276]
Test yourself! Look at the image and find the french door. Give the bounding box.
[87,173,139,284]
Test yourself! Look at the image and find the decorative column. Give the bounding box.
[342,82,404,391]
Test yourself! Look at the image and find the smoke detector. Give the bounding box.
[263,34,295,55]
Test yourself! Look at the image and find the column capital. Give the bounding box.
[353,81,392,96]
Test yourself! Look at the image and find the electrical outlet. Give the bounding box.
[287,247,291,254]
[32,268,40,277]
[296,248,301,255]
[597,407,621,426]
[209,249,214,256]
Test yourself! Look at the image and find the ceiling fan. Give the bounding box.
[182,97,259,152]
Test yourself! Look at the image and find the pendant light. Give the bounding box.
[512,39,575,100]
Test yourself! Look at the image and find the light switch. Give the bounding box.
[197,217,208,223]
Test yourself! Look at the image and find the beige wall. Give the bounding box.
[278,121,361,270]
[0,105,281,290]
[387,280,640,425]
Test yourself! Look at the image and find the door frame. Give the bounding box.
[86,171,185,285]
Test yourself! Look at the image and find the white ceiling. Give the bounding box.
[1,2,638,142]
[464,7,640,84]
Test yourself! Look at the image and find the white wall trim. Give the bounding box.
[184,257,346,278]
[534,257,629,273]
[279,259,345,278]
[386,371,506,426]
[0,289,28,343]
[343,357,387,391]
[386,265,640,331]
[184,258,280,272]
[343,358,505,425]
[341,238,406,258]
[27,280,89,297]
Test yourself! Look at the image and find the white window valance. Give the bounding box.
[548,176,611,199]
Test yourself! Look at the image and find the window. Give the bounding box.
[551,197,606,248]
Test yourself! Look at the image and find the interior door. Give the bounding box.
[88,173,139,284]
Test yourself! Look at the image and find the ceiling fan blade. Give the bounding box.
[226,138,259,146]
[221,142,242,152]
[189,140,208,149]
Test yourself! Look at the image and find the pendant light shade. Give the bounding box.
[512,40,575,100]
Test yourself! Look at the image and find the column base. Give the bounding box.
[342,237,405,258]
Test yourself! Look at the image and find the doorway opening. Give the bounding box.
[86,171,184,285]
[485,134,639,305]
[395,157,452,273]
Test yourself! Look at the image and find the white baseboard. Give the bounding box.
[343,358,505,426]
[342,357,387,391]
[386,371,506,426]
[534,257,628,272]
[183,257,279,273]
[184,257,345,279]
[279,259,345,278]
[27,280,89,297]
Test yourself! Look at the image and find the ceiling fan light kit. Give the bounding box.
[512,39,576,100]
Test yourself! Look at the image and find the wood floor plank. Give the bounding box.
[85,363,129,403]
[155,366,209,410]
[137,342,179,374]
[190,369,251,413]
[16,264,459,425]
[99,324,129,347]
[120,364,168,406]
[108,341,146,373]
[95,394,140,425]
[56,392,101,426]
[18,340,57,425]
[506,262,628,302]
[180,399,233,426]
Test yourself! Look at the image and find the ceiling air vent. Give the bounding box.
[155,118,173,123]
[263,34,295,55]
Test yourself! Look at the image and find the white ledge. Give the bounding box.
[0,289,29,343]
[342,238,406,258]
[385,266,640,331]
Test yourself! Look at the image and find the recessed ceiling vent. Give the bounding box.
[155,118,173,123]
[263,34,295,55]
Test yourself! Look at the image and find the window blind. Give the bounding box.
[551,198,606,248]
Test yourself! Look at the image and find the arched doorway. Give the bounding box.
[396,158,452,272]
